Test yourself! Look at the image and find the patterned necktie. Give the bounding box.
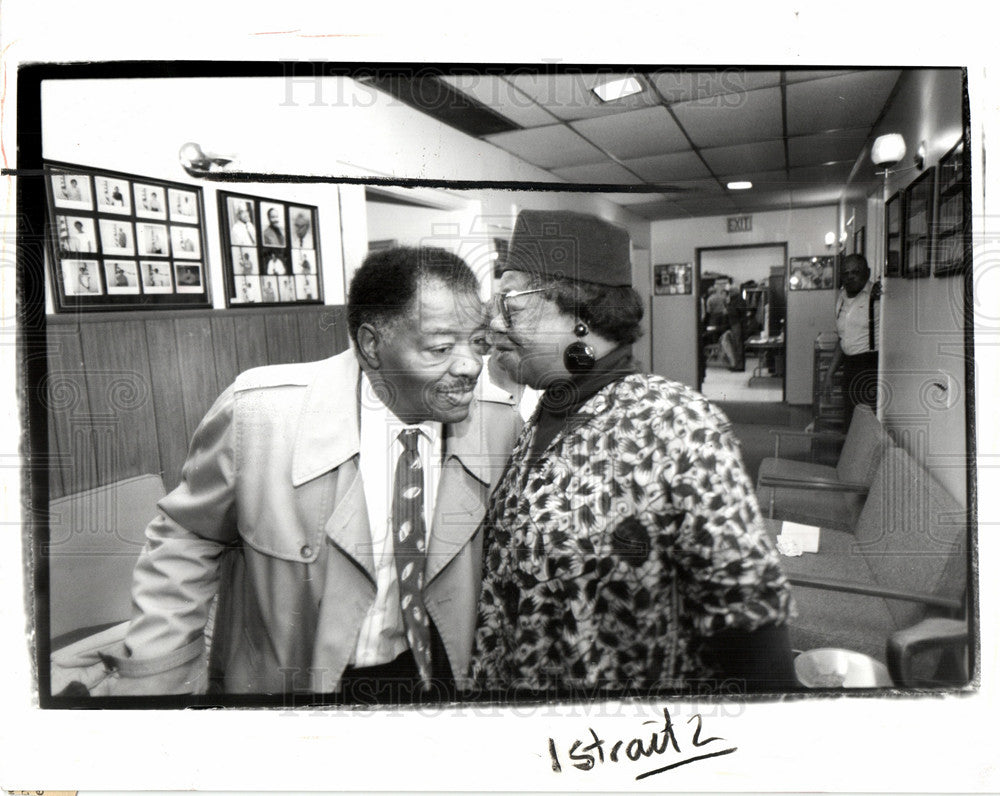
[393,428,432,687]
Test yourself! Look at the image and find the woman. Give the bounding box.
[472,209,796,697]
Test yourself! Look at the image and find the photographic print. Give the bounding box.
[170,225,201,259]
[788,255,835,290]
[259,275,279,302]
[934,139,969,277]
[260,201,287,247]
[232,246,259,275]
[94,176,132,215]
[50,173,93,210]
[98,218,135,256]
[653,262,692,295]
[292,248,316,275]
[60,259,102,295]
[262,250,287,276]
[134,183,167,219]
[57,215,97,254]
[289,206,314,248]
[136,222,170,256]
[139,260,173,293]
[231,274,262,304]
[103,260,140,294]
[227,197,257,246]
[169,188,199,222]
[295,274,318,301]
[902,166,935,279]
[173,262,204,293]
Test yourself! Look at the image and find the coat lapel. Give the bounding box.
[323,460,377,584]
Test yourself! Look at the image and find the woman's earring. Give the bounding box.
[563,320,596,373]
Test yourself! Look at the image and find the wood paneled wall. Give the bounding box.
[46,305,350,499]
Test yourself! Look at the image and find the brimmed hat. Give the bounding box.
[501,209,632,287]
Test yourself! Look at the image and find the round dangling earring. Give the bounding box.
[563,319,596,373]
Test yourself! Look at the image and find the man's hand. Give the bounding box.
[871,280,883,300]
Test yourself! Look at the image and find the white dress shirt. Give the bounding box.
[352,372,442,667]
[835,282,879,356]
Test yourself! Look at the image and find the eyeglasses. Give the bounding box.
[496,287,548,327]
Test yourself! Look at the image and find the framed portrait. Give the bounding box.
[884,191,902,278]
[259,201,288,248]
[133,182,168,220]
[103,260,140,294]
[50,172,93,210]
[98,218,135,256]
[173,262,205,293]
[853,225,865,257]
[788,255,836,290]
[218,190,323,307]
[652,262,693,295]
[44,162,211,311]
[934,140,970,277]
[168,187,200,223]
[902,166,935,279]
[93,175,132,215]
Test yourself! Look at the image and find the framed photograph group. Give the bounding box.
[884,191,902,278]
[45,162,210,311]
[934,139,970,277]
[219,191,322,306]
[901,166,935,279]
[652,262,693,295]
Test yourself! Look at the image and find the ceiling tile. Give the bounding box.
[549,160,644,185]
[484,124,607,169]
[569,106,689,159]
[702,139,787,177]
[647,69,783,103]
[439,75,555,129]
[788,162,855,188]
[502,72,660,121]
[624,199,687,220]
[598,191,670,205]
[622,150,712,182]
[730,189,793,213]
[787,128,871,168]
[671,86,783,148]
[786,70,901,136]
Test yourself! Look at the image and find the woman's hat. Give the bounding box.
[502,209,632,287]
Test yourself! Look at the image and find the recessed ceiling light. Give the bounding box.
[592,76,643,102]
[727,181,753,190]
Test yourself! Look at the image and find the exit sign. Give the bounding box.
[727,215,752,233]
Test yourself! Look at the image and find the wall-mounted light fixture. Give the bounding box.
[871,133,907,168]
[824,231,836,249]
[178,141,235,177]
[914,140,927,171]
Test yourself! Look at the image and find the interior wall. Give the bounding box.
[649,206,839,403]
[841,68,966,503]
[701,246,786,287]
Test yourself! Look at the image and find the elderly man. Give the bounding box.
[262,207,286,247]
[65,246,520,702]
[823,253,881,428]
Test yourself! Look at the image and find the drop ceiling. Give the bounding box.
[366,69,903,221]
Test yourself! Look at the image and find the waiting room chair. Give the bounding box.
[756,404,894,531]
[772,447,969,686]
[46,474,165,649]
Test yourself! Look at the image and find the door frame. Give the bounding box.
[694,242,788,400]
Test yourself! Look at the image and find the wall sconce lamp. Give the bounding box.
[824,231,836,249]
[871,133,907,170]
[179,141,236,177]
[914,140,927,171]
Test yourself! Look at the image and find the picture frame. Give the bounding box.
[652,262,693,295]
[218,190,323,307]
[934,139,970,277]
[902,166,936,279]
[884,191,902,278]
[788,255,836,291]
[44,161,211,312]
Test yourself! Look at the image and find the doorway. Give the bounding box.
[696,243,787,403]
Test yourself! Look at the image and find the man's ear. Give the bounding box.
[355,323,381,369]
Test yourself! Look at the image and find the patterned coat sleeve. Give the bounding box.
[653,388,794,636]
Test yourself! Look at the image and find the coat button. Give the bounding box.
[300,545,313,558]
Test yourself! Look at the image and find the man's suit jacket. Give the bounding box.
[121,350,521,694]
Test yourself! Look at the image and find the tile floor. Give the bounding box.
[701,363,784,403]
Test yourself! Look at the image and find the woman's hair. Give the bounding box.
[530,274,644,345]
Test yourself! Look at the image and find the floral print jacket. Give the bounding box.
[471,373,794,693]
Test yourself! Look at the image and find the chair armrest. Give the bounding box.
[769,428,845,458]
[759,475,869,494]
[786,574,965,613]
[886,618,969,687]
